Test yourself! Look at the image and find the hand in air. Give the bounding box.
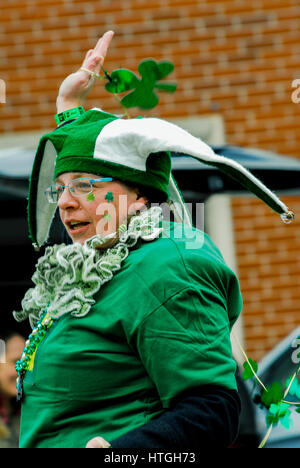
[56,30,114,113]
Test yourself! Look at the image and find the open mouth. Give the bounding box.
[67,221,90,233]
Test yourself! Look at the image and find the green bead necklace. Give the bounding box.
[16,308,54,401]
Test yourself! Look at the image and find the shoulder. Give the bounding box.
[127,221,237,289]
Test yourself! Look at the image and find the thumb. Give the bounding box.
[86,436,111,448]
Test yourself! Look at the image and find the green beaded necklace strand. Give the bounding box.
[16,308,54,401]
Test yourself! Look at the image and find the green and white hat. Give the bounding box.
[28,108,294,249]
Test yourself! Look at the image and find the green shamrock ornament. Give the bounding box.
[261,381,284,409]
[266,402,293,429]
[242,358,258,381]
[105,192,114,203]
[104,59,177,110]
[285,376,300,399]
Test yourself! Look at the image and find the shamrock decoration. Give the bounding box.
[103,213,112,222]
[286,376,300,399]
[86,193,95,202]
[242,358,258,381]
[261,381,284,408]
[266,402,293,429]
[104,59,177,110]
[235,334,300,447]
[105,192,114,203]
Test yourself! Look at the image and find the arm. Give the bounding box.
[87,278,242,449]
[56,31,114,114]
[87,386,241,448]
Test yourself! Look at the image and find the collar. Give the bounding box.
[13,207,163,328]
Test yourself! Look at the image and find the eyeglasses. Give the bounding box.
[44,177,114,204]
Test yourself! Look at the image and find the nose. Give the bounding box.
[57,186,80,210]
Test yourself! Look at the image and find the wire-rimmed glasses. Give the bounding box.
[44,177,114,203]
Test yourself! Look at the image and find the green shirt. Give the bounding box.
[19,223,242,448]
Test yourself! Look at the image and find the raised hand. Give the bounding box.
[56,31,115,113]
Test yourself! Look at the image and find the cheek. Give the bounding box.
[86,202,98,219]
[93,193,132,235]
[94,191,124,219]
[94,201,118,234]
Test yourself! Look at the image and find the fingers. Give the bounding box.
[81,49,104,71]
[94,30,114,60]
[81,30,114,74]
[86,49,95,59]
[86,436,111,448]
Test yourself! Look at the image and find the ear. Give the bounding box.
[134,188,150,206]
[128,197,149,215]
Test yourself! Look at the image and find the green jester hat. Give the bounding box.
[27,108,294,250]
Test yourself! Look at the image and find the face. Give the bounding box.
[0,335,25,399]
[56,172,147,245]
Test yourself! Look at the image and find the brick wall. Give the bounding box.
[0,0,299,359]
[233,195,300,359]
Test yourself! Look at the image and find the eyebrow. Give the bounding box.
[54,173,89,184]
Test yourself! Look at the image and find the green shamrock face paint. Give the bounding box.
[86,193,95,202]
[105,192,114,203]
[103,213,112,222]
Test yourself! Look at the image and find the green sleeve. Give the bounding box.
[136,284,240,408]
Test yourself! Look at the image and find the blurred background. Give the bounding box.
[0,0,300,447]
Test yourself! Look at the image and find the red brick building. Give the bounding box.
[1,0,299,360]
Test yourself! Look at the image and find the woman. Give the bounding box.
[14,32,293,449]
